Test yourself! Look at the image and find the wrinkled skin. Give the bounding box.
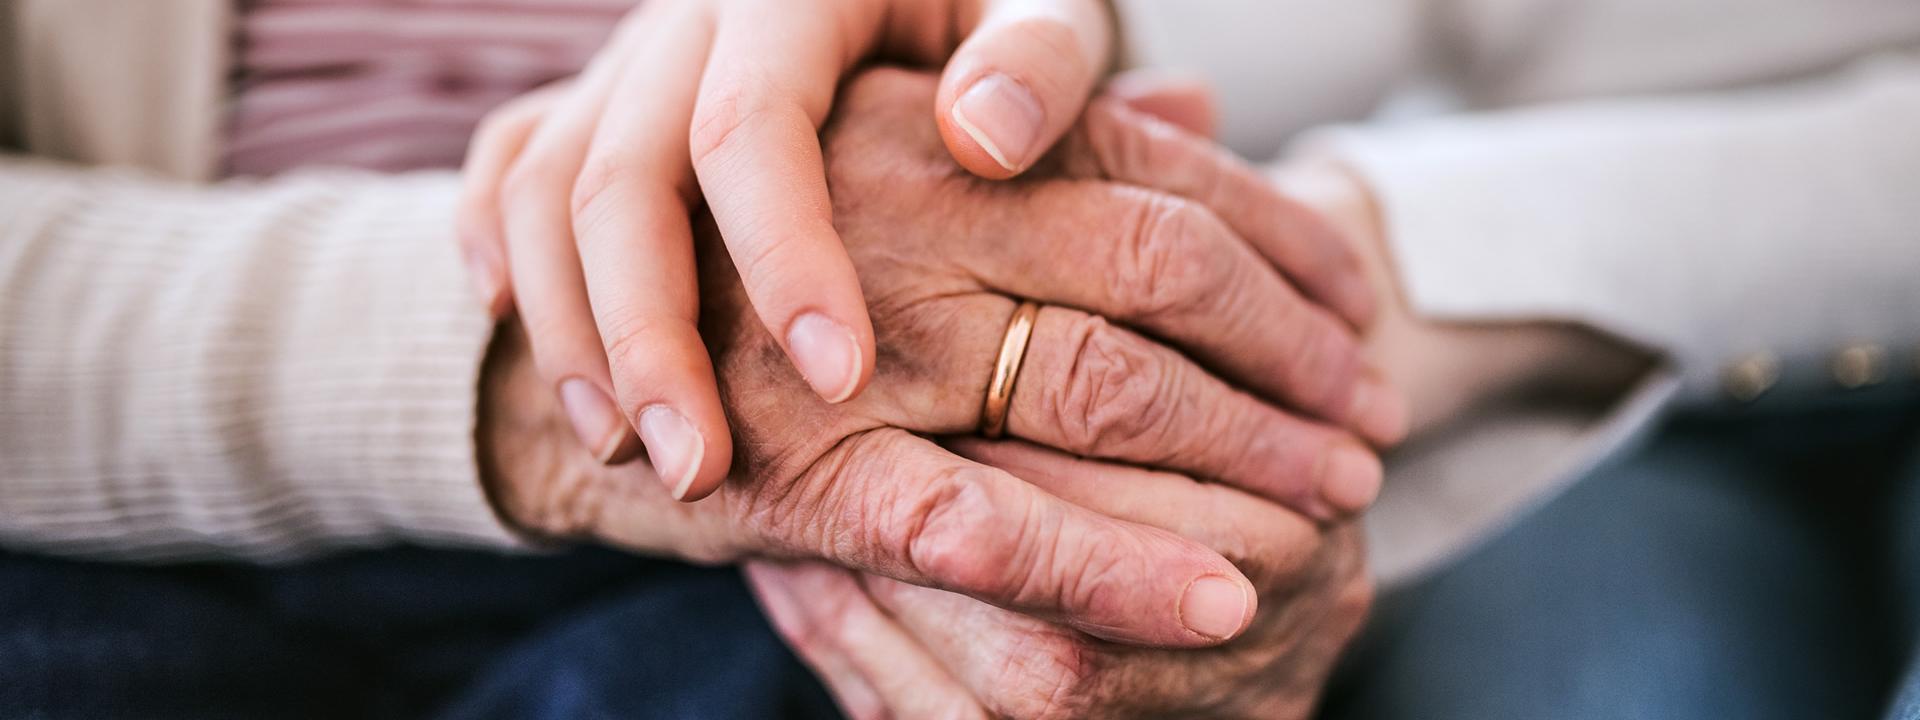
[749,437,1372,720]
[482,67,1387,653]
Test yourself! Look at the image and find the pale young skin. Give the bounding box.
[479,69,1397,655]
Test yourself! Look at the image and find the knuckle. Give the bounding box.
[567,154,645,228]
[897,467,1026,595]
[597,306,679,385]
[726,226,801,294]
[898,463,1131,619]
[1114,195,1218,321]
[1048,316,1179,454]
[688,84,777,170]
[1087,98,1168,181]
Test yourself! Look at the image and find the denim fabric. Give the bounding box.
[1325,402,1920,720]
[1884,425,1920,720]
[0,547,838,719]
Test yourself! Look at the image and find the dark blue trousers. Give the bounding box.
[1324,401,1920,720]
[0,547,838,719]
[3,402,1916,719]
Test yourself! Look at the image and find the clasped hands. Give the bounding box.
[475,69,1400,719]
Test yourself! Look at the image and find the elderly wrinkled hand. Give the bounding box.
[478,67,1397,651]
[748,439,1371,720]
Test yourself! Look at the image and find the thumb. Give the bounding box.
[936,0,1113,179]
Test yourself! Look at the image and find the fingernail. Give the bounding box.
[638,405,705,500]
[1318,444,1384,514]
[951,74,1045,171]
[463,245,504,316]
[786,313,862,403]
[1349,372,1410,446]
[1179,575,1253,640]
[558,378,628,463]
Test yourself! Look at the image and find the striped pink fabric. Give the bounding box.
[225,0,638,177]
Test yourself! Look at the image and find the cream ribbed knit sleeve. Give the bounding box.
[0,156,523,562]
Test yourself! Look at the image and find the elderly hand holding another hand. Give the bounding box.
[476,67,1400,716]
[455,0,1392,508]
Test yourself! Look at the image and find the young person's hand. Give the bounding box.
[455,0,1124,502]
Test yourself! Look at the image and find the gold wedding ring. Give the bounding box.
[980,301,1041,438]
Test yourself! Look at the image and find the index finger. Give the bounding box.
[747,428,1257,648]
[688,2,880,405]
[869,442,1370,719]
